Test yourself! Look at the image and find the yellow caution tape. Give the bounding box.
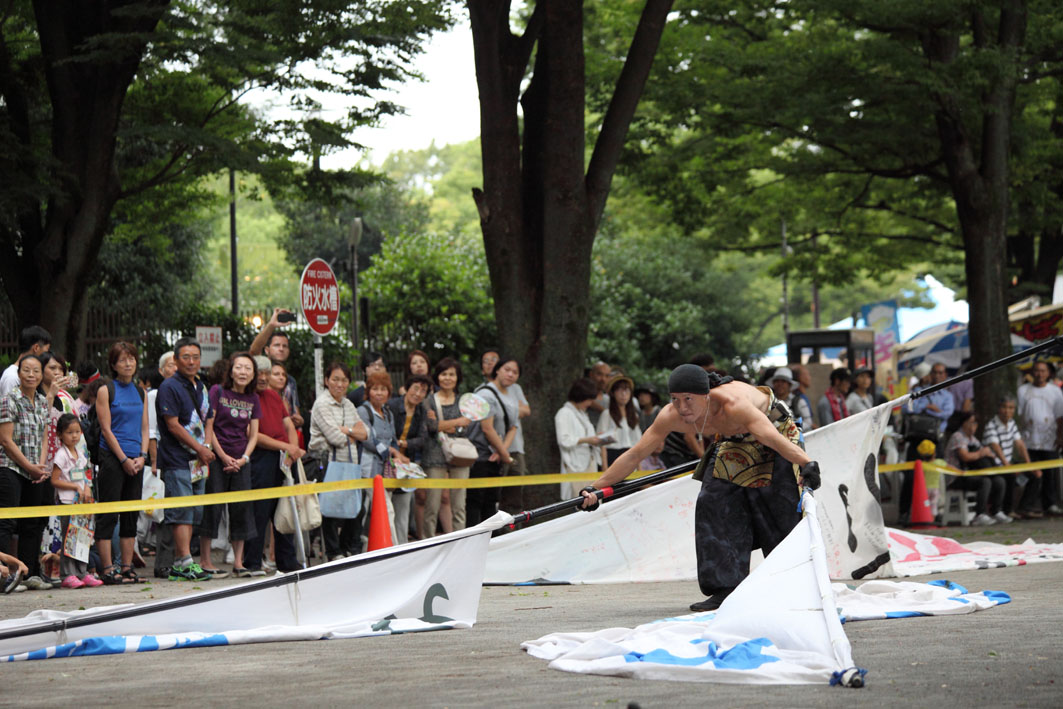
[0,468,671,520]
[878,458,1063,476]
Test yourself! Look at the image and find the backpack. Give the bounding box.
[82,379,146,466]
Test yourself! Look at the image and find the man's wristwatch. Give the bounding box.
[140,451,149,459]
[241,455,250,464]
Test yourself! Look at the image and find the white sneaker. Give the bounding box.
[971,513,996,526]
[1047,504,1063,516]
[993,511,1013,524]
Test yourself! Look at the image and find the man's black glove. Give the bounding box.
[800,461,821,490]
[579,486,600,511]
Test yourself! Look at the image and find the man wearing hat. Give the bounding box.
[769,366,812,431]
[580,364,821,611]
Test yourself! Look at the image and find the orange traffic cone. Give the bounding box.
[367,475,393,551]
[909,459,935,527]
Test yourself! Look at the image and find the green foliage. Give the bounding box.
[381,139,484,238]
[198,173,302,311]
[592,0,1063,297]
[272,174,431,277]
[359,231,495,366]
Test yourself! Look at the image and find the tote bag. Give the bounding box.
[274,456,322,534]
[318,441,364,519]
[433,396,478,467]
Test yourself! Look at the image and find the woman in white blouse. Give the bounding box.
[554,378,602,500]
[596,375,642,467]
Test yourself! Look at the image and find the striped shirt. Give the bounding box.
[982,416,1021,464]
[0,388,49,479]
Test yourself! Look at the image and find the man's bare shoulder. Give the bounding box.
[710,380,757,406]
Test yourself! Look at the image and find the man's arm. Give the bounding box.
[591,408,676,490]
[249,308,290,356]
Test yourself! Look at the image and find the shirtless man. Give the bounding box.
[580,364,821,611]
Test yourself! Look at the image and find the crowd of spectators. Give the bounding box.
[2,316,1061,592]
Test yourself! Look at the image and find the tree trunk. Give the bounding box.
[923,2,1026,428]
[0,1,167,358]
[469,0,672,509]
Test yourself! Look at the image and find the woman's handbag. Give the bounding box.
[318,440,364,520]
[274,456,322,534]
[433,396,478,467]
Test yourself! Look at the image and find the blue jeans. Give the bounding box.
[161,466,206,526]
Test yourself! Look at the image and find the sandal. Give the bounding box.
[101,567,129,585]
[120,565,142,584]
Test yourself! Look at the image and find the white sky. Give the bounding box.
[323,19,481,169]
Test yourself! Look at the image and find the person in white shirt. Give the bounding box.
[596,375,642,467]
[555,378,602,500]
[1016,362,1063,517]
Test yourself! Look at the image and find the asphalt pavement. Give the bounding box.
[3,517,1062,708]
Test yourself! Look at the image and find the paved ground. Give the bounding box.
[4,517,1062,707]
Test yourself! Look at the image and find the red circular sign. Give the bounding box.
[299,258,340,336]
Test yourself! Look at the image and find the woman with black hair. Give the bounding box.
[944,411,1007,526]
[0,355,55,589]
[423,357,472,536]
[596,375,642,467]
[555,378,603,500]
[94,342,149,584]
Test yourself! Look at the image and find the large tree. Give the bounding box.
[613,0,1060,422]
[468,0,673,501]
[0,0,451,359]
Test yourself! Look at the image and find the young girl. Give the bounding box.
[50,414,103,588]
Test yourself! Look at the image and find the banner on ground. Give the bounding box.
[888,527,1063,576]
[0,514,510,661]
[523,494,866,685]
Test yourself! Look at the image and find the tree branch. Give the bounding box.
[586,0,674,227]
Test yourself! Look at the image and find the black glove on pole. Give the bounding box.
[800,461,821,490]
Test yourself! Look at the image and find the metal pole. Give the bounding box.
[349,218,363,350]
[313,334,323,395]
[781,219,789,336]
[811,232,820,329]
[507,460,698,528]
[910,335,1063,399]
[229,168,238,314]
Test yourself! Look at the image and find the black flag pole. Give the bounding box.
[909,335,1063,399]
[507,460,698,528]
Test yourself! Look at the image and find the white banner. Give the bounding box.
[888,527,1063,576]
[486,475,699,584]
[0,513,510,661]
[806,401,897,580]
[487,403,896,584]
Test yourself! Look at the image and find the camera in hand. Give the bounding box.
[277,311,296,323]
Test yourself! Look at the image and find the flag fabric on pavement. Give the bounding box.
[888,527,1063,576]
[0,513,511,662]
[522,497,1010,685]
[523,494,867,685]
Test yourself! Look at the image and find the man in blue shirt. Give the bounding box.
[156,337,215,582]
[910,362,955,433]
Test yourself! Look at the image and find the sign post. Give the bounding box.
[299,258,341,394]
